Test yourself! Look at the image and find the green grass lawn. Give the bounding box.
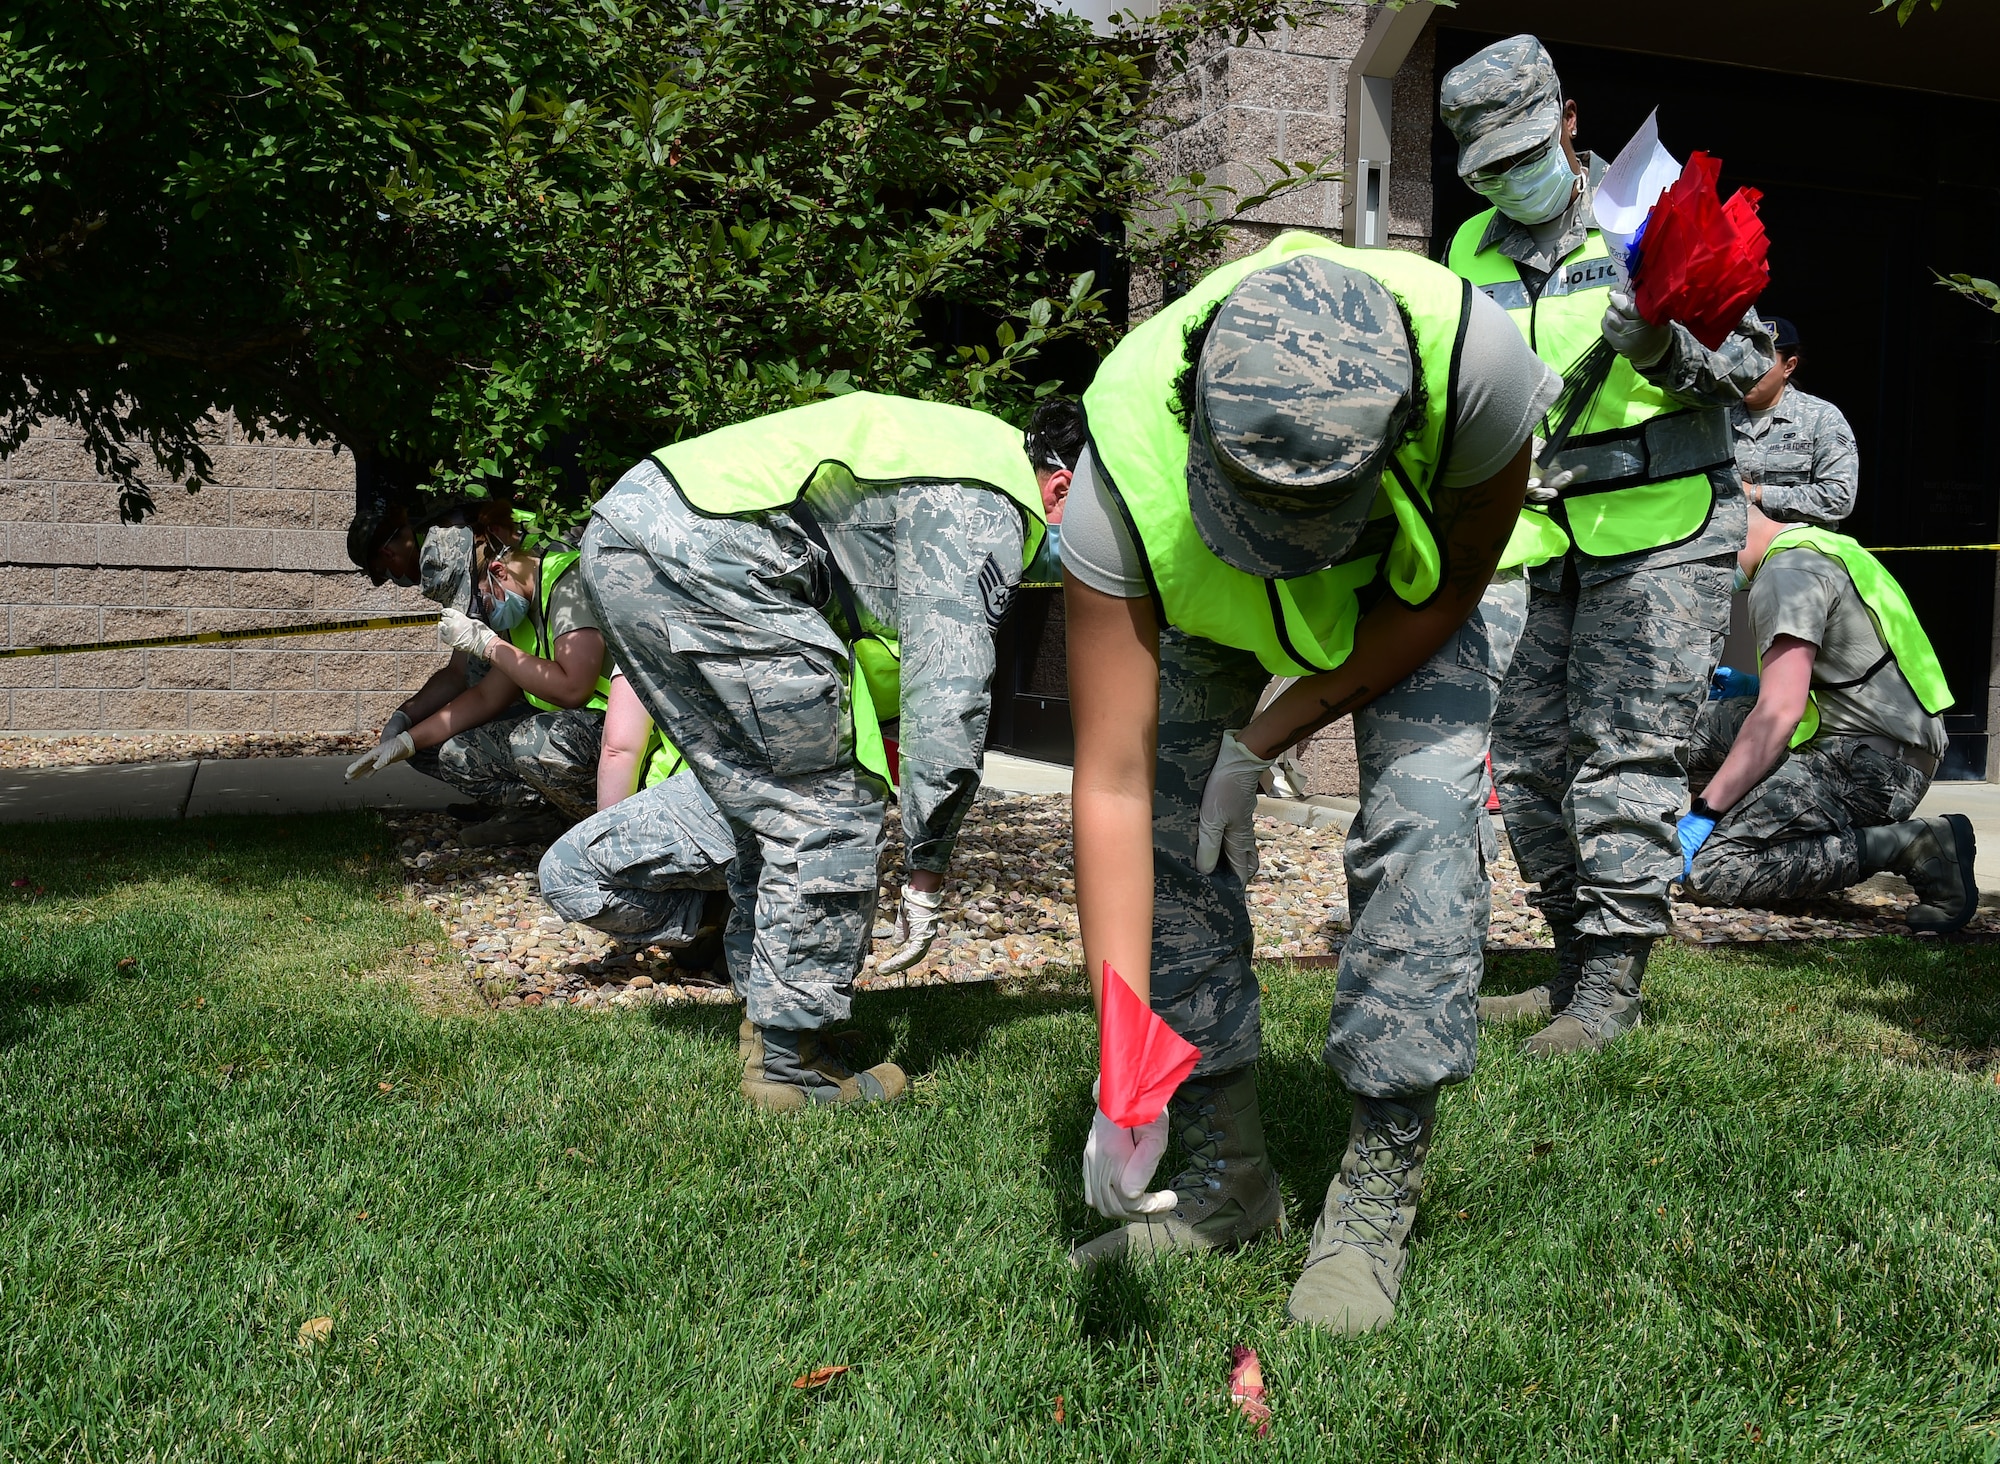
[4,812,2000,1462]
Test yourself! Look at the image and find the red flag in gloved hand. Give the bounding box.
[1632,151,1770,351]
[1098,962,1200,1128]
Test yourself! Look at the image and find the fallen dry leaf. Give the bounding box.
[791,1365,850,1390]
[1531,1140,1555,1159]
[354,1210,369,1221]
[1053,1395,1064,1425]
[10,878,27,887]
[564,1147,594,1165]
[116,957,136,970]
[297,1316,334,1349]
[377,1082,393,1093]
[1228,1345,1271,1436]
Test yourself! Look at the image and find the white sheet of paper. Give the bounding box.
[1592,109,1682,274]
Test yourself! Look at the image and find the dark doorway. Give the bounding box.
[1433,29,2000,776]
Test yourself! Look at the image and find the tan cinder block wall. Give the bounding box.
[1,418,445,734]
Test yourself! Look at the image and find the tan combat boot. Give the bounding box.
[740,1023,906,1112]
[1478,918,1583,1024]
[1285,1090,1436,1334]
[1523,935,1649,1056]
[1071,1067,1285,1268]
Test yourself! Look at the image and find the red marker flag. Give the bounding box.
[1098,962,1200,1128]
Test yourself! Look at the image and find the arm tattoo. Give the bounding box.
[1283,685,1372,746]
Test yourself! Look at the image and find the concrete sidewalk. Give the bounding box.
[0,755,458,823]
[3,747,1996,902]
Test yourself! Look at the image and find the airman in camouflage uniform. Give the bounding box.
[537,765,734,947]
[580,427,1062,1110]
[1061,246,1556,1333]
[1442,36,1776,1050]
[1683,694,1930,904]
[1731,320,1857,529]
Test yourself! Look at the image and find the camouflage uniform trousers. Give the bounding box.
[1492,554,1734,940]
[579,464,883,1033]
[408,702,602,822]
[1154,571,1527,1098]
[1682,696,1931,905]
[537,768,735,947]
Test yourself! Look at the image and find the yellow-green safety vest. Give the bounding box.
[1755,526,1952,748]
[640,724,687,788]
[651,392,1046,785]
[510,548,613,714]
[1447,211,1734,560]
[1083,230,1566,676]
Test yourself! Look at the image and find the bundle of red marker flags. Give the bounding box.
[1542,146,1770,460]
[1099,963,1198,1127]
[1632,151,1771,351]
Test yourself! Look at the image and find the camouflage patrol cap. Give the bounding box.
[1440,34,1563,179]
[419,525,478,613]
[1188,255,1413,579]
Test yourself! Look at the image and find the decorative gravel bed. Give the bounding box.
[385,789,1989,1013]
[0,732,373,770]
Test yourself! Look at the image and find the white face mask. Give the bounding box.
[1471,139,1580,224]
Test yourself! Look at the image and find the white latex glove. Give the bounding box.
[438,607,500,659]
[1602,289,1671,368]
[1525,436,1586,504]
[876,884,944,975]
[381,708,413,743]
[1196,730,1275,880]
[1082,1079,1177,1221]
[343,731,415,783]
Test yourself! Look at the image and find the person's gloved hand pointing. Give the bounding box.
[344,731,416,783]
[1197,730,1275,882]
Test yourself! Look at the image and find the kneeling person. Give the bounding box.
[1680,505,1973,931]
[538,670,735,965]
[355,538,614,845]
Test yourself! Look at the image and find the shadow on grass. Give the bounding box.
[0,811,396,904]
[1473,947,1562,1000]
[646,977,1091,1080]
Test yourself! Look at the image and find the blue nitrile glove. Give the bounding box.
[1709,667,1760,701]
[1677,812,1717,881]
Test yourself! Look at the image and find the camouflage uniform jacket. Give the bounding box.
[604,469,1030,875]
[1475,152,1776,589]
[1730,385,1858,528]
[805,472,1028,873]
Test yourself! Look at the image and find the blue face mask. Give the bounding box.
[485,587,530,634]
[1472,139,1580,224]
[1733,564,1751,593]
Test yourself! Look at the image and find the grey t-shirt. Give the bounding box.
[1750,546,1947,755]
[540,567,616,683]
[1061,286,1562,598]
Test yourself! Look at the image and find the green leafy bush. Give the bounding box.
[0,0,1318,522]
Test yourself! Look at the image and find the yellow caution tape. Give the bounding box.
[0,612,442,660]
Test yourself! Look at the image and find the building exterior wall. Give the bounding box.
[0,418,440,734]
